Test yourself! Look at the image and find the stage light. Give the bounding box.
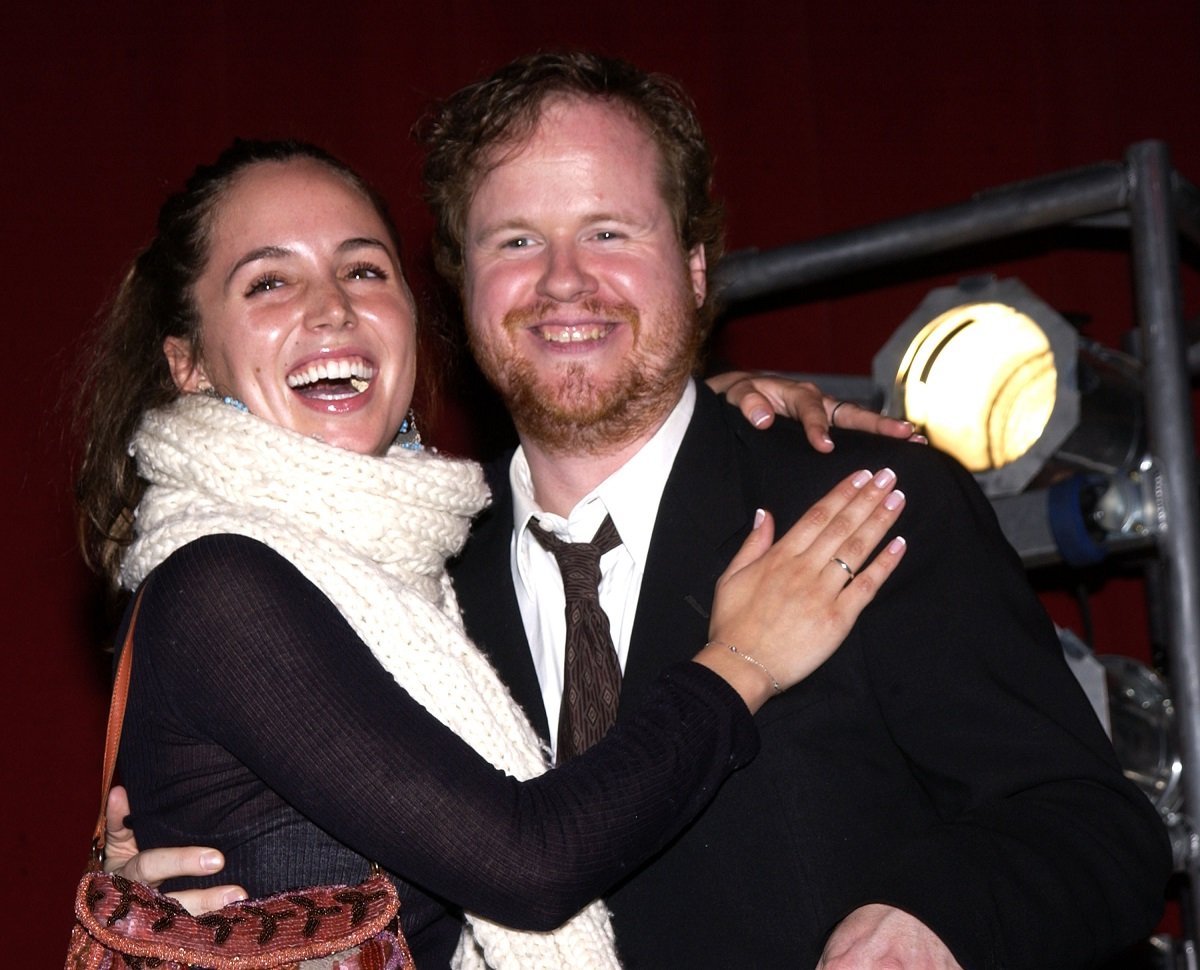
[873,276,1144,498]
[1060,628,1186,866]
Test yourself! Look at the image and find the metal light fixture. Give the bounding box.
[1060,627,1187,867]
[873,276,1145,499]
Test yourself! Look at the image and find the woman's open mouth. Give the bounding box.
[286,356,376,401]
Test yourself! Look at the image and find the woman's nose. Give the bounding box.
[305,280,357,330]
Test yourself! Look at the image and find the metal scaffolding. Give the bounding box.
[714,140,1200,949]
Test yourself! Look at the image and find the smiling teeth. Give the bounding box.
[538,325,609,343]
[287,357,375,388]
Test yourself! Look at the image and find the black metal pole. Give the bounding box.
[715,163,1129,305]
[1128,141,1200,930]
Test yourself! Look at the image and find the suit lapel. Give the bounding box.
[620,386,756,716]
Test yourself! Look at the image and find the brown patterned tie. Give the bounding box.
[527,513,623,764]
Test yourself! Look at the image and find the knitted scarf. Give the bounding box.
[121,394,621,970]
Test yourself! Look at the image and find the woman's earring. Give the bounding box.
[394,409,423,451]
[200,385,249,413]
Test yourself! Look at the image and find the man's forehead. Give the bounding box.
[480,93,656,171]
[459,91,682,245]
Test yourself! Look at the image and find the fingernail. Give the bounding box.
[911,434,928,445]
[887,536,907,554]
[221,888,248,905]
[753,508,766,529]
[821,433,834,447]
[873,467,896,489]
[200,851,224,871]
[883,489,905,510]
[851,469,872,488]
[751,407,771,427]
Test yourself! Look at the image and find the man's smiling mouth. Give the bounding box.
[533,323,616,344]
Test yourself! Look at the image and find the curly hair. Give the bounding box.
[75,138,404,587]
[418,51,725,323]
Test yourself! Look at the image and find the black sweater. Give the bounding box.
[118,533,758,967]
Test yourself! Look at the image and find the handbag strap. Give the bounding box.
[89,586,147,866]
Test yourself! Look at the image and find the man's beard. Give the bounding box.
[470,294,703,456]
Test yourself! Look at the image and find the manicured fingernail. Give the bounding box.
[753,508,766,529]
[200,851,224,871]
[883,489,905,510]
[887,536,907,554]
[851,469,872,488]
[911,434,928,445]
[873,467,896,488]
[751,407,771,427]
[221,888,248,905]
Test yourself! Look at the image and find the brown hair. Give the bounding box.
[75,139,405,587]
[418,51,725,321]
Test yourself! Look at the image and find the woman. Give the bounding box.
[76,138,907,969]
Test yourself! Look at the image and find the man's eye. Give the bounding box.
[595,230,620,241]
[346,262,388,280]
[246,274,285,296]
[503,237,532,249]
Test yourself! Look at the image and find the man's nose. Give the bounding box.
[536,241,598,302]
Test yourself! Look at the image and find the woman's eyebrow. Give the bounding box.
[337,236,390,254]
[225,245,293,287]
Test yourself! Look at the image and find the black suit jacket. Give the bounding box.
[450,384,1169,970]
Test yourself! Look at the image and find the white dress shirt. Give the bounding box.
[509,380,697,757]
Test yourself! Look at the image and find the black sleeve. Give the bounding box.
[130,534,758,930]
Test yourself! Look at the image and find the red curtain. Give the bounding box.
[6,1,1197,957]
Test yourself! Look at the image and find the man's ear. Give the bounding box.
[163,336,209,392]
[687,244,707,308]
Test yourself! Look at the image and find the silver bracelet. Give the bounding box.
[708,640,783,694]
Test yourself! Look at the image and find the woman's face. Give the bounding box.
[166,158,417,456]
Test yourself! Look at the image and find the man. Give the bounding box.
[109,52,1169,968]
[421,52,1169,969]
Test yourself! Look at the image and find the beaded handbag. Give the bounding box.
[64,590,416,969]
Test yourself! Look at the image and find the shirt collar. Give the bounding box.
[510,379,697,564]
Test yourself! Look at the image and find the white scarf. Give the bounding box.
[122,394,621,970]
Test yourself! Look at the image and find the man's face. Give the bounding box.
[461,96,707,454]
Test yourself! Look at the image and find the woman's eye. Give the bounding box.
[346,261,388,281]
[246,274,285,296]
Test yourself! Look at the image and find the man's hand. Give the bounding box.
[818,904,963,969]
[708,371,924,452]
[104,786,247,914]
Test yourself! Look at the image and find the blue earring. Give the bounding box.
[201,385,249,413]
[394,409,423,451]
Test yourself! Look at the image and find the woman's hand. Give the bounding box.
[707,371,924,452]
[103,786,246,914]
[695,468,907,712]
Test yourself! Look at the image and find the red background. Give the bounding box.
[6,1,1198,958]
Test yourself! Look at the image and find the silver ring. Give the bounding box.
[830,557,856,586]
[830,400,850,428]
